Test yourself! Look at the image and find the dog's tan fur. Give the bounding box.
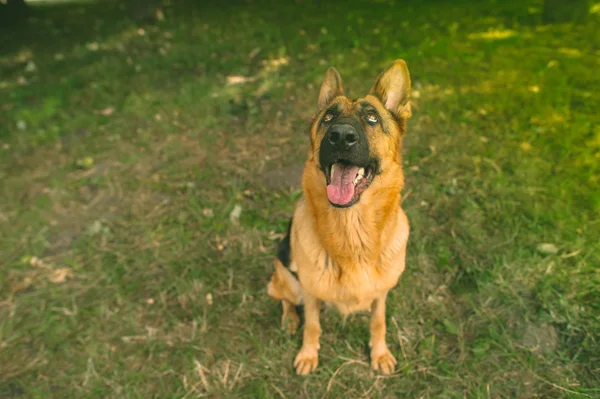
[267,60,412,375]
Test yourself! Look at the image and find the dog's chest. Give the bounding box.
[291,200,409,315]
[294,229,407,315]
[336,266,401,313]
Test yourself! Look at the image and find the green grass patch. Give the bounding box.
[1,0,598,397]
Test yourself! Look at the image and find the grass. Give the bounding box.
[1,0,599,397]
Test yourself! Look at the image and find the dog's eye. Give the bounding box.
[323,113,334,122]
[366,113,378,123]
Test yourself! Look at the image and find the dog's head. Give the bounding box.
[307,60,412,208]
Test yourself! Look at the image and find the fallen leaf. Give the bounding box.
[24,61,36,73]
[76,156,95,169]
[86,42,100,51]
[48,268,74,283]
[87,219,110,236]
[95,107,115,116]
[30,256,51,269]
[229,204,242,225]
[264,56,289,69]
[215,236,228,251]
[537,243,558,255]
[205,293,213,306]
[226,75,255,85]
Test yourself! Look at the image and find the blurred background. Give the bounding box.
[0,0,598,397]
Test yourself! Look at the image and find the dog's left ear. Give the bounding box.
[370,60,411,119]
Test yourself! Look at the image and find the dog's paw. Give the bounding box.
[293,348,319,375]
[282,312,300,334]
[371,348,397,375]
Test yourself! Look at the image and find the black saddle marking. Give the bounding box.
[276,218,298,279]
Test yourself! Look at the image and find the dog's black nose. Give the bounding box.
[327,124,357,149]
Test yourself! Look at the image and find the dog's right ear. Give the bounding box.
[318,67,344,110]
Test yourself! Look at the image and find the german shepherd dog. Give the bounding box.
[267,60,411,375]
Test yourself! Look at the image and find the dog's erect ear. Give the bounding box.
[370,60,411,118]
[318,67,344,110]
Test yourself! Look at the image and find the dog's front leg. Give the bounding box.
[369,292,397,374]
[293,292,321,375]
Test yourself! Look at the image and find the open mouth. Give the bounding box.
[325,162,375,207]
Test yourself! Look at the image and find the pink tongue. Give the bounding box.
[327,163,359,205]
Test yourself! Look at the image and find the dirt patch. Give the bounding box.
[521,322,558,355]
[415,253,446,295]
[258,163,304,191]
[43,159,171,255]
